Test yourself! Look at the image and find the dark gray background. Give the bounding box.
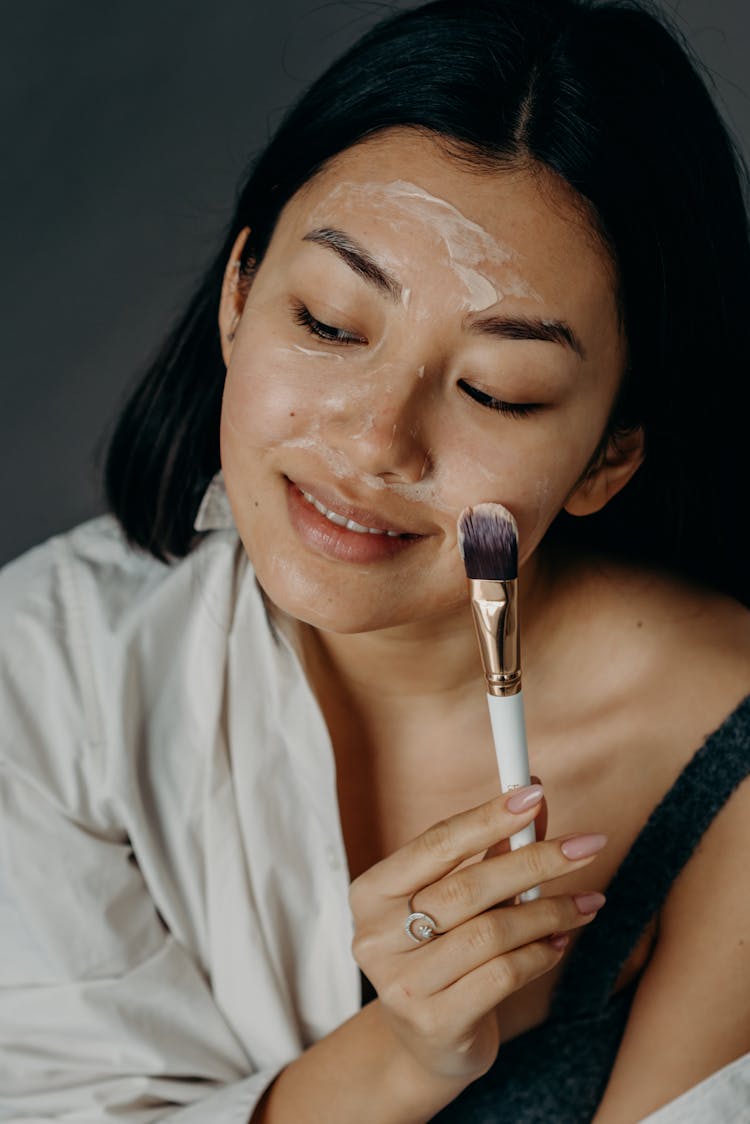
[2,0,748,564]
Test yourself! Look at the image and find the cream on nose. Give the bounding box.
[326,364,432,484]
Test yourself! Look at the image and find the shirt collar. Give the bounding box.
[193,471,236,532]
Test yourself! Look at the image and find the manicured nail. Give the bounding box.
[560,833,608,860]
[574,891,606,915]
[548,933,569,951]
[505,784,544,813]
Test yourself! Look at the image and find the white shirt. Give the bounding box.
[1,474,747,1122]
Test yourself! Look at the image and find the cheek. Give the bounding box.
[430,427,583,560]
[221,340,327,452]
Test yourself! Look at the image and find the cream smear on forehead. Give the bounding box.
[270,182,544,520]
[309,179,542,312]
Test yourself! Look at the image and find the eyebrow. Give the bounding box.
[465,313,587,360]
[302,227,403,301]
[302,226,586,360]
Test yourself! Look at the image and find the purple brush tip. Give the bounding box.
[457,503,518,580]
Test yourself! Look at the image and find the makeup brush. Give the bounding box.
[457,502,540,902]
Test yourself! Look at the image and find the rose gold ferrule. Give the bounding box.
[467,578,521,697]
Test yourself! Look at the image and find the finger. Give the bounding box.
[482,789,548,862]
[352,790,545,904]
[423,936,567,1039]
[396,891,604,995]
[531,776,548,841]
[353,830,605,967]
[409,832,607,934]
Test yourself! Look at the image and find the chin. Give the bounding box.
[249,556,359,631]
[255,561,464,637]
[259,574,394,634]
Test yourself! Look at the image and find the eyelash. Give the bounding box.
[292,302,364,345]
[457,379,539,419]
[291,301,538,419]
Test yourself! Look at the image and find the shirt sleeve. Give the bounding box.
[0,537,283,1123]
[636,1053,750,1123]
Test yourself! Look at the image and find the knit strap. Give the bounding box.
[548,694,750,1021]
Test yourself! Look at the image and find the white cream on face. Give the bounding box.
[238,177,549,523]
[308,179,542,315]
[274,432,452,510]
[219,131,628,635]
[282,345,346,361]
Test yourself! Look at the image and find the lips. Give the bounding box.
[299,488,403,536]
[284,476,428,564]
[287,476,421,537]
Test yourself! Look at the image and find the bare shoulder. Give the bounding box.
[535,552,749,824]
[586,563,750,1120]
[572,554,750,733]
[590,695,750,1122]
[579,553,750,642]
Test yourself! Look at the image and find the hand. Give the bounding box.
[348,782,607,1084]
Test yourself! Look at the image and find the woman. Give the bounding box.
[1,1,748,1121]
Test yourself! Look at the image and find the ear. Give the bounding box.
[564,425,645,517]
[218,227,254,367]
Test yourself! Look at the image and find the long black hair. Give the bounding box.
[103,0,750,605]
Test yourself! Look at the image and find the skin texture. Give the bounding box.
[218,129,644,645]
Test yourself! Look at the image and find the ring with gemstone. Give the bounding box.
[404,910,439,943]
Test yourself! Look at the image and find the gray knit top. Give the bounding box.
[360,694,750,1123]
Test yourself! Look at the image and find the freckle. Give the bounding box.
[254,501,259,508]
[636,621,643,628]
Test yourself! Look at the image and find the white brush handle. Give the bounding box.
[486,691,540,902]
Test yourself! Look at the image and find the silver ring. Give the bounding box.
[405,911,439,943]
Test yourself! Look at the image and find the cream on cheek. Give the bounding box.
[425,452,566,565]
[221,313,391,477]
[226,181,579,556]
[284,344,346,362]
[248,186,538,506]
[227,362,562,545]
[222,364,299,450]
[225,324,582,570]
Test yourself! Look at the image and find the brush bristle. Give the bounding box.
[457,503,518,580]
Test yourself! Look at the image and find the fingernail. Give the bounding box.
[560,833,608,860]
[574,891,607,915]
[505,784,544,813]
[548,933,569,951]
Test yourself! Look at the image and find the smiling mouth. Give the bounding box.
[285,477,426,563]
[299,488,405,536]
[289,476,423,538]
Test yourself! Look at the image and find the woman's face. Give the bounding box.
[219,129,637,633]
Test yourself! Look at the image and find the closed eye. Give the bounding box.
[292,301,366,345]
[458,378,539,418]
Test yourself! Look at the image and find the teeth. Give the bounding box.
[301,489,401,537]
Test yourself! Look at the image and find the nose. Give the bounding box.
[328,360,433,484]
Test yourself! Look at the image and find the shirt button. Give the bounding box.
[325,843,341,871]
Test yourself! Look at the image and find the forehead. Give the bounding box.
[280,128,617,306]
